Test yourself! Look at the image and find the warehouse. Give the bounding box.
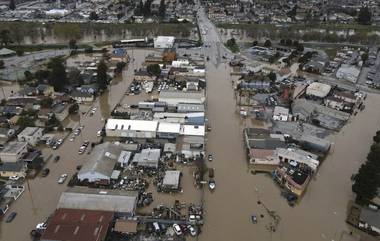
[305,82,332,99]
[106,119,158,138]
[77,142,124,183]
[159,90,205,106]
[157,122,181,139]
[154,36,175,49]
[131,149,161,168]
[161,170,181,191]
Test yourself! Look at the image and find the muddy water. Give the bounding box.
[201,56,380,241]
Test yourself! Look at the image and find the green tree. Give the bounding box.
[40,97,53,108]
[357,7,372,25]
[9,0,15,10]
[0,60,4,69]
[35,69,50,82]
[0,29,12,47]
[267,72,277,82]
[159,0,166,18]
[47,57,67,91]
[24,70,33,82]
[252,40,258,46]
[264,39,272,47]
[361,52,369,63]
[16,116,35,127]
[352,163,379,203]
[16,49,24,56]
[143,0,152,16]
[68,39,77,49]
[89,11,99,20]
[147,64,161,77]
[97,60,108,90]
[67,68,83,86]
[69,103,79,114]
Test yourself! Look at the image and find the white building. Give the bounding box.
[106,119,158,138]
[273,106,290,121]
[306,82,332,98]
[275,148,320,171]
[154,36,175,49]
[180,125,205,137]
[159,90,205,106]
[336,64,360,83]
[17,127,43,146]
[0,142,28,163]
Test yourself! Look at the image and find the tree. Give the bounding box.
[68,39,77,49]
[67,68,83,86]
[16,115,35,127]
[159,0,166,18]
[47,57,67,91]
[296,43,304,52]
[0,29,12,47]
[0,60,4,69]
[16,49,24,56]
[252,40,258,46]
[357,7,372,25]
[24,70,33,82]
[35,69,50,82]
[143,0,152,16]
[97,60,108,90]
[89,11,99,20]
[361,52,369,63]
[264,39,272,48]
[352,163,378,203]
[69,103,79,114]
[40,97,53,108]
[267,72,277,82]
[147,64,161,77]
[9,0,15,10]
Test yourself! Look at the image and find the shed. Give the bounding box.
[162,170,181,190]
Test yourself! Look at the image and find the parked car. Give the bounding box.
[208,154,213,161]
[36,222,47,230]
[56,139,63,145]
[188,225,197,236]
[97,130,103,137]
[69,136,75,142]
[5,212,17,223]
[41,168,50,177]
[58,174,68,184]
[173,224,182,235]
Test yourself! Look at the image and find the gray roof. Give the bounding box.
[57,187,138,213]
[162,170,181,187]
[360,208,380,229]
[159,90,205,100]
[177,103,205,113]
[0,142,27,155]
[18,127,42,137]
[0,161,25,172]
[132,149,161,168]
[0,48,15,56]
[78,142,124,180]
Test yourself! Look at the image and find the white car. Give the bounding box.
[58,174,68,184]
[9,175,21,181]
[188,225,197,236]
[36,222,47,230]
[173,224,182,235]
[97,130,103,137]
[56,139,63,145]
[69,136,75,142]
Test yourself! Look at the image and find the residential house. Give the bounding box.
[0,142,28,163]
[70,90,94,102]
[0,161,27,178]
[17,127,43,146]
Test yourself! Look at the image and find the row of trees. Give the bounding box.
[352,131,380,203]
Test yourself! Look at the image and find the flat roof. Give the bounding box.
[41,208,113,241]
[0,141,27,155]
[106,119,158,132]
[57,187,138,213]
[181,125,205,136]
[18,127,42,137]
[162,170,181,187]
[306,82,332,98]
[158,122,181,133]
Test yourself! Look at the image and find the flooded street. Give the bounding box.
[200,56,380,240]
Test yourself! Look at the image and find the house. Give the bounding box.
[78,142,124,183]
[17,127,43,146]
[134,70,156,82]
[273,166,311,196]
[154,36,175,49]
[131,149,161,168]
[36,84,54,96]
[52,103,69,121]
[275,148,320,171]
[248,149,278,172]
[306,82,331,99]
[70,90,94,102]
[358,207,380,235]
[272,106,290,121]
[40,208,114,241]
[336,64,360,83]
[0,161,27,178]
[105,119,158,139]
[161,170,181,191]
[57,186,138,215]
[0,127,15,143]
[111,48,128,62]
[0,142,28,163]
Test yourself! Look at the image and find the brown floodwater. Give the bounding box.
[199,60,380,241]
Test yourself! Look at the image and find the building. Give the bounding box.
[154,36,175,49]
[0,142,28,163]
[71,90,94,102]
[78,142,124,183]
[0,162,27,178]
[248,149,278,172]
[40,208,114,241]
[274,166,311,196]
[272,106,290,121]
[306,82,332,99]
[17,127,43,146]
[275,148,319,171]
[159,90,205,106]
[336,64,360,83]
[131,149,161,168]
[180,125,205,137]
[157,122,181,139]
[57,187,138,215]
[105,119,158,139]
[52,103,69,121]
[177,103,205,113]
[359,207,380,235]
[162,170,181,191]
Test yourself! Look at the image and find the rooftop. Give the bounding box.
[162,170,181,187]
[106,119,158,132]
[0,142,27,155]
[306,82,332,98]
[18,127,42,137]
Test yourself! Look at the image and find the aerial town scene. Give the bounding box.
[0,0,380,241]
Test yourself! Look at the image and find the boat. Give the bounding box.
[208,179,216,190]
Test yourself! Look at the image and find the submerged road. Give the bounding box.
[198,5,380,241]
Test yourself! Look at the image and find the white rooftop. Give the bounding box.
[181,125,205,136]
[106,119,158,132]
[306,82,332,98]
[158,122,181,134]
